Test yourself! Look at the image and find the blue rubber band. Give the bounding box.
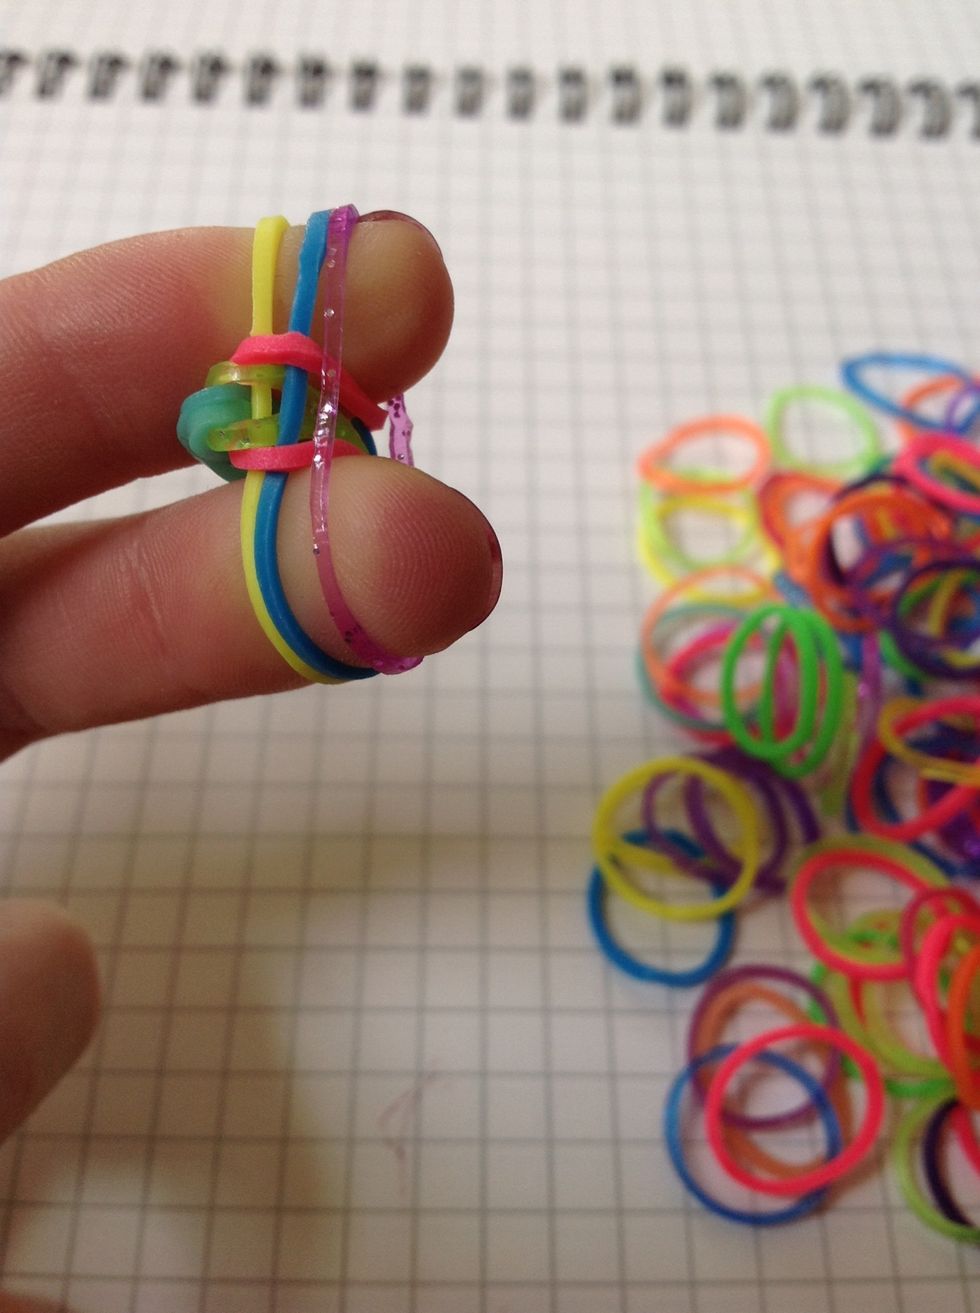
[251,210,375,682]
[663,1043,842,1226]
[587,829,736,986]
[841,352,979,433]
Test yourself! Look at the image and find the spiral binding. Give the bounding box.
[0,49,977,138]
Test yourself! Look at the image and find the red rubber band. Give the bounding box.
[229,439,363,471]
[232,331,388,431]
[703,1023,886,1196]
[791,845,944,981]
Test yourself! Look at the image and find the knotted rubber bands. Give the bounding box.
[177,208,424,681]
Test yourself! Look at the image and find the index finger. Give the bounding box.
[0,214,451,536]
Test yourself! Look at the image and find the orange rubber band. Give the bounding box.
[637,414,771,495]
[946,944,980,1110]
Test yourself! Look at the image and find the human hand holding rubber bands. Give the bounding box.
[0,209,502,1306]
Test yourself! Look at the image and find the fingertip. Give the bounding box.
[0,900,100,1141]
[278,457,501,661]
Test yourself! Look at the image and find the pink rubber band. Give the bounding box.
[309,207,422,676]
[913,912,980,1064]
[703,1023,886,1196]
[232,330,389,432]
[229,439,363,471]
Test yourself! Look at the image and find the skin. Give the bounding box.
[0,212,500,1308]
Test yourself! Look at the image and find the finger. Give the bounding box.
[0,453,502,756]
[0,213,452,535]
[0,901,100,1144]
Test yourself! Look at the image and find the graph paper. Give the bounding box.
[1,2,980,1310]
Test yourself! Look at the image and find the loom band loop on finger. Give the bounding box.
[639,750,803,897]
[591,756,761,922]
[664,1044,843,1227]
[636,413,772,495]
[703,1023,886,1197]
[952,1104,980,1175]
[679,748,821,894]
[789,835,949,981]
[841,351,980,434]
[586,829,736,986]
[241,211,374,683]
[757,469,841,558]
[893,373,978,446]
[229,439,366,472]
[851,713,979,843]
[686,965,841,1130]
[764,383,883,480]
[876,696,980,788]
[231,330,389,431]
[893,1096,980,1242]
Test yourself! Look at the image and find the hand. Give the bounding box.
[0,214,501,1306]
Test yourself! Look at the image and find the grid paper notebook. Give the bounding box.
[2,2,980,1310]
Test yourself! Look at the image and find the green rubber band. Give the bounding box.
[770,609,845,780]
[765,384,883,480]
[893,1097,980,1241]
[721,604,821,761]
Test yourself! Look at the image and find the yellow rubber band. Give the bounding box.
[237,218,345,685]
[591,756,761,921]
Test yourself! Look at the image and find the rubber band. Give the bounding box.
[946,944,980,1109]
[876,695,980,788]
[592,756,760,921]
[637,485,777,584]
[765,384,883,480]
[922,1100,976,1228]
[687,965,840,1131]
[636,414,771,495]
[704,1023,886,1196]
[231,330,388,430]
[841,351,980,433]
[757,469,840,566]
[892,1096,980,1242]
[789,835,947,980]
[244,212,373,684]
[308,205,422,675]
[664,1044,843,1226]
[586,829,736,986]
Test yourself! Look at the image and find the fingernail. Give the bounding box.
[484,521,503,618]
[359,210,441,253]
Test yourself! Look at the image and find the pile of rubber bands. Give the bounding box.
[588,352,980,1236]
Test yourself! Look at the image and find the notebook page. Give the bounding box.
[1,3,980,1311]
